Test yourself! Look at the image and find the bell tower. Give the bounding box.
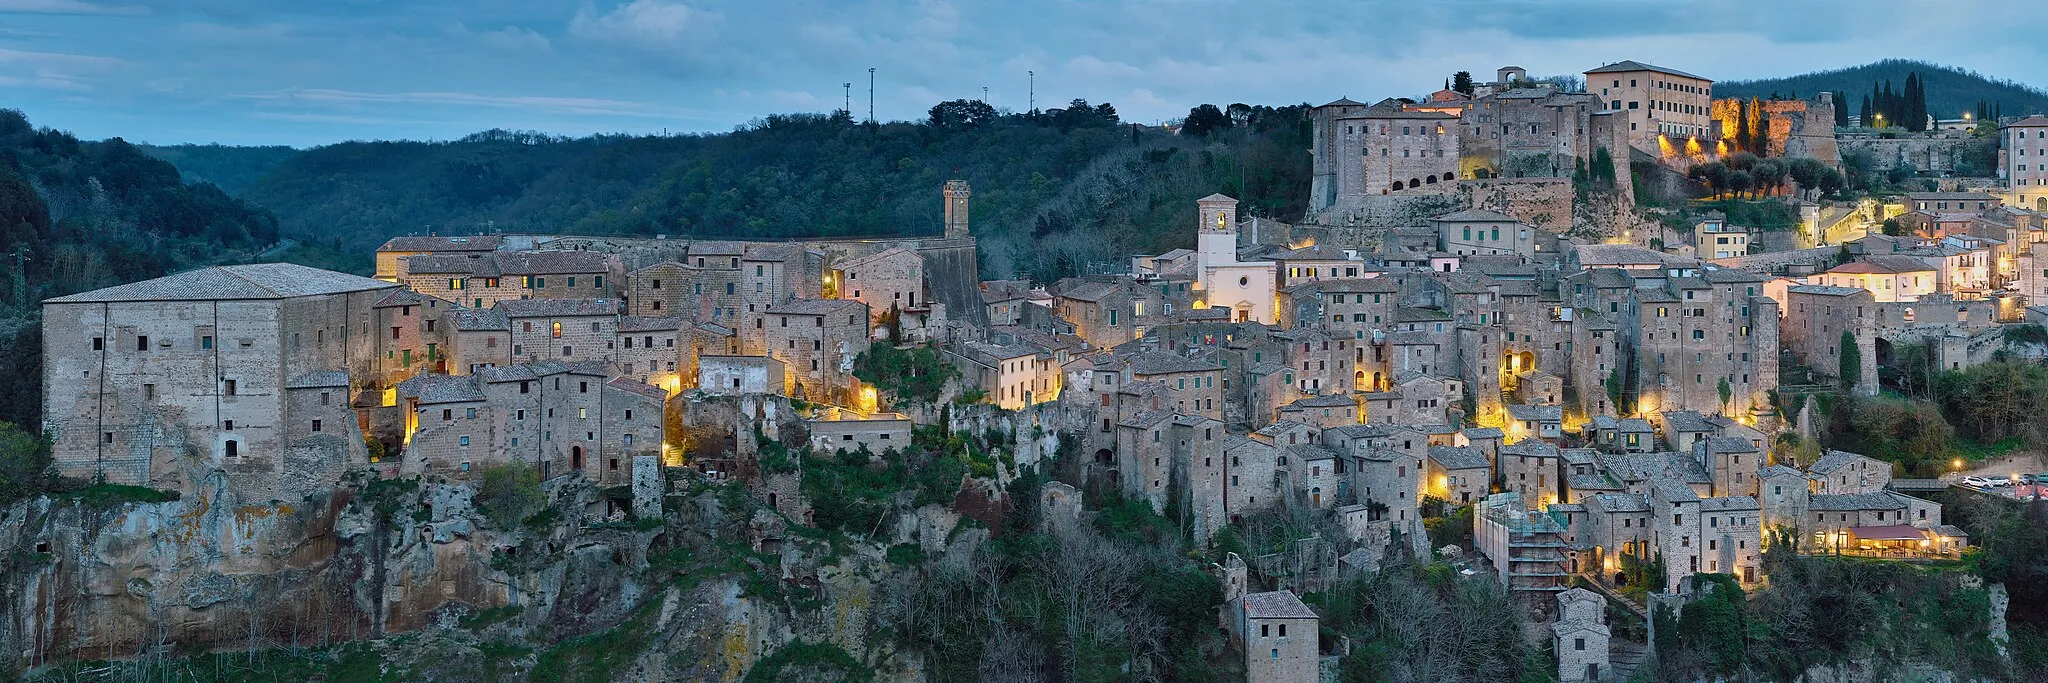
[1196,193,1239,268]
[943,179,971,238]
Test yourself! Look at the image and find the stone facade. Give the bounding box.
[42,264,397,499]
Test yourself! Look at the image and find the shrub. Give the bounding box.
[475,464,546,530]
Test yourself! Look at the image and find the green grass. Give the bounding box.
[59,483,179,508]
[459,604,525,631]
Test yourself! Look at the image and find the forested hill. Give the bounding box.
[0,108,281,428]
[138,143,299,196]
[217,102,1313,282]
[1716,58,2048,120]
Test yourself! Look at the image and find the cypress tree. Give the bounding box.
[1735,99,1751,153]
[1834,91,1849,126]
[1748,96,1766,155]
[1860,94,1873,128]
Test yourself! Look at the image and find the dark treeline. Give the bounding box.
[216,101,1313,282]
[1718,59,2048,126]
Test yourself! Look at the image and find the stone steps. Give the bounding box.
[1606,640,1649,682]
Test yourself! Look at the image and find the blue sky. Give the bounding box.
[0,0,2036,146]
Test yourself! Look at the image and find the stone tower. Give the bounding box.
[943,179,971,238]
[1196,193,1239,269]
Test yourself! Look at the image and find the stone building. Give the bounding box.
[806,408,911,455]
[42,263,396,499]
[1434,208,1549,257]
[833,247,926,320]
[367,289,458,387]
[1226,590,1320,683]
[1194,194,1279,324]
[623,261,701,317]
[397,250,619,309]
[375,234,501,281]
[760,298,870,404]
[1309,98,1463,211]
[615,316,686,392]
[1585,60,1714,154]
[1781,285,1879,394]
[1454,73,1602,181]
[697,355,786,396]
[500,298,621,365]
[2000,115,2048,210]
[1554,588,1612,683]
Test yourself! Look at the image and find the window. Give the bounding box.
[137,335,150,351]
[312,419,322,432]
[224,379,237,396]
[92,336,103,350]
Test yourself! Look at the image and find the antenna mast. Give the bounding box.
[867,68,876,124]
[842,82,852,116]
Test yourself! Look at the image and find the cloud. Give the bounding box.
[449,23,551,52]
[239,87,721,120]
[0,0,145,15]
[569,0,713,51]
[0,47,119,90]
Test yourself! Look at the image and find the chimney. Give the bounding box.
[943,179,971,238]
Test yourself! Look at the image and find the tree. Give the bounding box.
[1451,71,1475,96]
[1181,104,1230,138]
[475,463,546,529]
[1833,91,1850,127]
[0,421,51,505]
[1860,93,1873,128]
[1839,329,1862,391]
[928,99,998,128]
[1746,97,1767,155]
[1725,170,1754,198]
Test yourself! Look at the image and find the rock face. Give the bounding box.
[0,466,934,681]
[0,473,636,672]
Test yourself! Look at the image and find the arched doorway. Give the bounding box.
[1311,487,1323,507]
[571,446,585,470]
[2037,197,2046,211]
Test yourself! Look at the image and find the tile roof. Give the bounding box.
[497,298,619,317]
[451,307,510,331]
[398,373,485,404]
[618,315,686,332]
[1241,591,1319,620]
[1507,404,1562,421]
[606,376,669,401]
[1588,492,1651,513]
[378,234,503,252]
[1583,60,1709,81]
[1429,445,1491,470]
[1126,352,1220,375]
[1700,496,1759,512]
[1808,450,1878,474]
[286,370,351,389]
[767,298,867,316]
[47,263,398,304]
[1650,477,1699,502]
[1810,492,1906,511]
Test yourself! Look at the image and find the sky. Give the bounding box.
[0,0,2038,146]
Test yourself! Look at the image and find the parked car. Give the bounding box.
[1963,476,2001,488]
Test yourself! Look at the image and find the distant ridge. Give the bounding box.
[1716,58,2048,120]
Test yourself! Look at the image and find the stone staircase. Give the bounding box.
[1606,639,1649,682]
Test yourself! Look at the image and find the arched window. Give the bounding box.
[1425,175,1438,184]
[1410,178,1422,188]
[1392,181,1404,191]
[1446,170,1456,180]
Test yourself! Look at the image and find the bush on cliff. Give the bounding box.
[475,463,547,530]
[0,420,52,505]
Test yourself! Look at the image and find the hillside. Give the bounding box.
[1717,58,2048,121]
[226,105,1313,282]
[138,143,299,196]
[0,109,282,429]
